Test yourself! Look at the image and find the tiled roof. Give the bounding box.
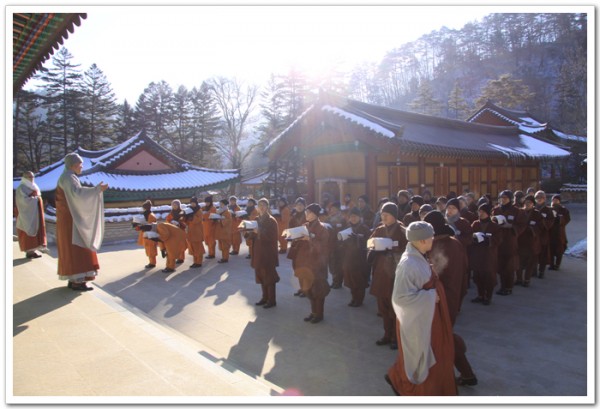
[13,13,86,92]
[267,92,570,160]
[16,131,239,192]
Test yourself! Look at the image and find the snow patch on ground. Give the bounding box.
[566,237,587,259]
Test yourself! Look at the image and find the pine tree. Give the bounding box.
[79,63,118,150]
[475,73,535,109]
[408,80,442,115]
[172,85,193,159]
[447,81,470,119]
[36,47,82,155]
[13,90,48,173]
[188,82,220,167]
[115,99,137,142]
[256,73,287,148]
[134,81,175,147]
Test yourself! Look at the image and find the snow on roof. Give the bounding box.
[241,171,270,185]
[322,105,395,138]
[265,104,315,152]
[552,129,587,143]
[78,169,238,191]
[488,134,570,159]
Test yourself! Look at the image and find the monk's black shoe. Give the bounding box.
[263,302,276,309]
[161,250,167,258]
[245,254,251,259]
[217,259,228,263]
[293,290,303,296]
[162,268,175,273]
[175,259,184,264]
[303,314,315,322]
[26,252,41,259]
[205,255,215,259]
[144,264,155,268]
[471,296,483,303]
[190,263,202,268]
[376,338,391,346]
[255,299,267,306]
[229,251,239,255]
[384,374,400,396]
[71,283,93,291]
[457,375,478,386]
[310,316,323,324]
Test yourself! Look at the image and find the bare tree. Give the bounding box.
[208,77,259,171]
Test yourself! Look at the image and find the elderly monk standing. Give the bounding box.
[386,221,457,396]
[56,153,107,291]
[245,198,280,308]
[15,171,48,259]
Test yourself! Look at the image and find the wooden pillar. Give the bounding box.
[457,158,463,193]
[366,152,377,204]
[418,157,426,195]
[486,160,492,195]
[307,157,315,203]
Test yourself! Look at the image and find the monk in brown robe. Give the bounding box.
[386,221,457,396]
[228,196,243,255]
[56,153,107,291]
[15,171,48,258]
[517,195,543,287]
[534,190,555,278]
[166,199,187,264]
[243,198,259,259]
[289,203,330,323]
[185,197,204,268]
[275,197,291,254]
[245,198,280,308]
[369,202,407,349]
[141,222,187,273]
[287,197,307,296]
[470,203,502,305]
[136,200,157,268]
[201,195,217,259]
[341,207,370,307]
[549,194,571,271]
[215,199,232,263]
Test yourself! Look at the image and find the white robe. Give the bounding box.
[16,178,42,237]
[392,242,437,384]
[57,170,104,251]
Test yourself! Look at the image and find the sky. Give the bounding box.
[18,4,501,104]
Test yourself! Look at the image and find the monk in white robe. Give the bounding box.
[56,153,108,291]
[15,171,48,258]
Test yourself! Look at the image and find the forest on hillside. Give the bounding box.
[13,12,587,179]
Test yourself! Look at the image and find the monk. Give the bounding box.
[245,198,280,308]
[341,207,370,307]
[228,196,242,255]
[275,197,291,254]
[288,197,307,296]
[369,202,407,350]
[215,199,233,263]
[549,194,571,271]
[141,222,187,273]
[386,221,457,396]
[185,197,205,268]
[56,153,107,291]
[243,198,259,259]
[202,195,217,259]
[136,200,157,268]
[166,199,187,264]
[289,203,330,323]
[15,171,48,258]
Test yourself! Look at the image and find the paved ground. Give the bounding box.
[11,203,591,403]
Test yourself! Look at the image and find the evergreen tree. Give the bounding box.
[188,82,220,167]
[134,81,175,147]
[36,47,82,155]
[13,90,48,173]
[408,79,442,115]
[115,99,137,142]
[447,81,470,119]
[256,73,287,148]
[475,74,535,109]
[172,85,193,159]
[79,63,118,150]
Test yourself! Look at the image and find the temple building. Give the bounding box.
[265,91,571,205]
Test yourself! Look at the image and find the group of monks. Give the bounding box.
[16,153,573,396]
